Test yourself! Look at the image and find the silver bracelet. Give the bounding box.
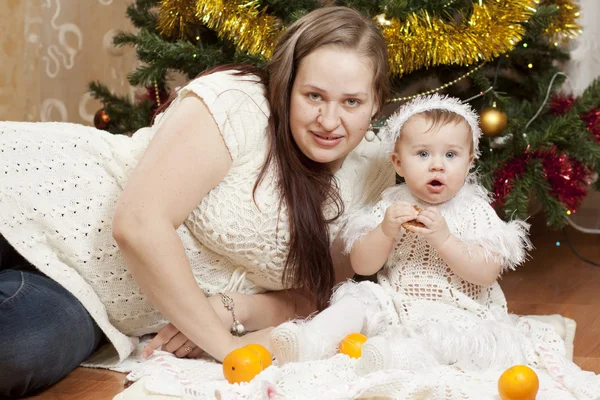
[219,293,245,336]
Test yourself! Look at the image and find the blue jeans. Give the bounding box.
[0,235,104,398]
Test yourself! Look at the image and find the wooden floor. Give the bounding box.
[31,207,600,399]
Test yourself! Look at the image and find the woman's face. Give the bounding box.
[289,46,378,172]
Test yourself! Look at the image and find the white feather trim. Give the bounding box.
[340,200,389,254]
[417,315,529,370]
[380,93,482,158]
[340,177,532,271]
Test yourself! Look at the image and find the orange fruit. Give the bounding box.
[498,365,539,400]
[222,347,263,384]
[244,343,273,369]
[338,333,368,358]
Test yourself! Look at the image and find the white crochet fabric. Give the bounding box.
[0,71,393,364]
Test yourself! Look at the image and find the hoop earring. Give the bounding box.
[365,122,376,142]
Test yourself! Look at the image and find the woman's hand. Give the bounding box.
[143,324,275,360]
[142,323,204,359]
[142,292,240,359]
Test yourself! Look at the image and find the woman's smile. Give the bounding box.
[311,131,344,148]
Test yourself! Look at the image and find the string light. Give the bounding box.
[154,80,161,107]
[390,63,486,103]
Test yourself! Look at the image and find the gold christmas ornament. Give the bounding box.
[94,109,111,130]
[479,106,508,137]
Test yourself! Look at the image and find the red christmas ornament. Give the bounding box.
[94,109,111,130]
[580,107,600,143]
[549,94,575,116]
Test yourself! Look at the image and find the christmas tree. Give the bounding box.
[89,0,600,228]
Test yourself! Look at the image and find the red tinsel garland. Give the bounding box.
[550,94,575,116]
[580,107,600,143]
[492,147,589,212]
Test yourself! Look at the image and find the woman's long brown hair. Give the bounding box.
[259,7,389,310]
[155,7,390,310]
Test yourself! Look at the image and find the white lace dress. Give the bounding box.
[0,70,393,364]
[328,181,600,399]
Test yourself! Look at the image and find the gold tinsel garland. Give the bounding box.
[157,0,581,75]
[197,0,281,58]
[158,0,200,39]
[540,0,582,44]
[381,0,536,75]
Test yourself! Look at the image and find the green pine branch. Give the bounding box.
[125,0,159,31]
[529,158,568,228]
[88,81,154,134]
[263,0,321,23]
[502,168,533,221]
[521,4,558,39]
[379,0,475,21]
[573,77,600,113]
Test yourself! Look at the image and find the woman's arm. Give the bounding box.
[143,292,292,358]
[112,94,238,362]
[231,233,355,330]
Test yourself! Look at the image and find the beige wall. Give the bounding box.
[0,0,140,125]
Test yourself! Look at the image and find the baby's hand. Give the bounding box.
[381,201,419,238]
[408,207,451,249]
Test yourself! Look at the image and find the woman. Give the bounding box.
[0,6,393,397]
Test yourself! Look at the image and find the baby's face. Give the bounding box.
[391,114,473,205]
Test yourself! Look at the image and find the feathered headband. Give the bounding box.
[379,94,482,158]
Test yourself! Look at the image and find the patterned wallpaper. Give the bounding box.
[0,0,140,125]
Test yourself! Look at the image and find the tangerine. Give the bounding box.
[498,365,539,400]
[222,347,263,384]
[338,333,368,358]
[244,343,273,369]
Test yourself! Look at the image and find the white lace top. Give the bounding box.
[0,71,394,362]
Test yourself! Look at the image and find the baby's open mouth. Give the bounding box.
[429,179,443,186]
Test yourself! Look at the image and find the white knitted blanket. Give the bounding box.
[110,313,598,400]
